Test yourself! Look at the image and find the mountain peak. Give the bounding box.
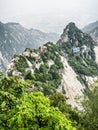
[64,22,80,33]
[57,22,95,60]
[66,22,76,29]
[60,22,82,43]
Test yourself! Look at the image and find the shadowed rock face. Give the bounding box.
[0,22,59,72]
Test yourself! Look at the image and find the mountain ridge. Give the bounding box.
[0,21,59,72]
[7,22,98,108]
[83,21,98,33]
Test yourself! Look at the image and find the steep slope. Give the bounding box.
[0,22,59,72]
[7,22,98,108]
[59,56,84,108]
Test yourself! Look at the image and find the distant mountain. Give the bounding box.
[83,21,98,33]
[83,21,98,44]
[89,27,98,44]
[7,22,98,108]
[0,22,59,72]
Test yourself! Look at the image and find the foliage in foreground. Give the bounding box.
[0,75,76,130]
[0,73,98,130]
[80,82,98,130]
[7,92,75,130]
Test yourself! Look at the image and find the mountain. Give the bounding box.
[89,27,98,44]
[83,21,98,33]
[7,22,98,108]
[0,22,59,72]
[83,21,98,44]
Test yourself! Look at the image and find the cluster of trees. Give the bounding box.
[15,55,29,75]
[0,71,98,130]
[24,62,63,95]
[68,56,98,76]
[8,43,64,95]
[60,38,98,77]
[0,74,75,130]
[23,44,64,95]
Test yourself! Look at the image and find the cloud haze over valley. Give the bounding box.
[0,0,98,33]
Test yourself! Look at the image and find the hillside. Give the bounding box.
[0,22,59,72]
[7,22,98,108]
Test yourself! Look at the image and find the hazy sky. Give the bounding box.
[0,0,98,33]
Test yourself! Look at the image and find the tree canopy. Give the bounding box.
[7,92,76,130]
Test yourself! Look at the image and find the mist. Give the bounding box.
[0,0,98,33]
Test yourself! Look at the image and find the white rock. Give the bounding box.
[58,56,84,109]
[47,60,54,68]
